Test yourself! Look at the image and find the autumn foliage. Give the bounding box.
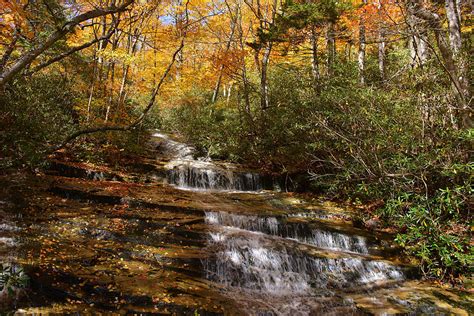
[0,0,472,279]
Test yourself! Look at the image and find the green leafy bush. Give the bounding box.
[0,74,78,168]
[379,160,473,279]
[0,264,29,296]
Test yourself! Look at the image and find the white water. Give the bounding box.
[205,211,369,254]
[152,133,262,191]
[153,133,407,312]
[204,211,404,296]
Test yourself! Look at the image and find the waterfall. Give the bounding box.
[205,211,369,254]
[203,211,404,295]
[153,133,262,191]
[152,133,407,311]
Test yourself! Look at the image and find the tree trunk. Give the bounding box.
[117,65,130,113]
[211,69,224,103]
[418,31,429,64]
[446,0,462,56]
[358,0,367,85]
[238,15,251,115]
[310,26,320,81]
[377,0,386,81]
[407,1,430,68]
[445,0,468,107]
[105,62,115,122]
[87,50,99,123]
[242,63,251,115]
[378,29,386,81]
[174,0,185,80]
[117,33,140,114]
[345,42,352,61]
[260,42,272,110]
[212,8,237,103]
[227,83,233,104]
[326,21,336,76]
[411,0,471,128]
[104,25,122,122]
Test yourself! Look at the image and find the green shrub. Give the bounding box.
[0,74,78,168]
[0,264,29,296]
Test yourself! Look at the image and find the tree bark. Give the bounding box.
[407,1,430,68]
[326,21,336,76]
[260,42,272,110]
[117,32,139,115]
[238,9,251,115]
[345,42,352,61]
[377,0,386,81]
[411,0,471,128]
[445,0,468,110]
[174,0,185,80]
[105,61,115,122]
[310,26,320,81]
[446,0,462,56]
[358,0,367,85]
[378,29,386,81]
[258,0,277,110]
[212,6,237,103]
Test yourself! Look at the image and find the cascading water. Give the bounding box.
[166,160,262,191]
[152,133,262,191]
[203,211,404,298]
[205,211,369,254]
[152,133,421,314]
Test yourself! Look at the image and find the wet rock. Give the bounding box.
[364,216,381,230]
[47,160,124,182]
[49,186,123,204]
[0,287,25,309]
[79,228,116,241]
[0,237,17,247]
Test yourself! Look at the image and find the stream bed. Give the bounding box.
[0,133,472,315]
